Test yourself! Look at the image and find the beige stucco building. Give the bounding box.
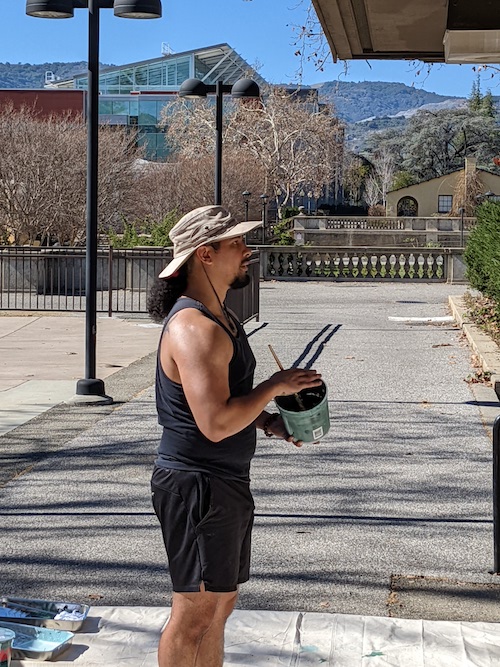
[386,159,500,218]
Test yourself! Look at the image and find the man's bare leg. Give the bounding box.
[158,584,237,667]
[194,588,238,667]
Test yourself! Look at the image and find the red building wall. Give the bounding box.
[0,89,86,118]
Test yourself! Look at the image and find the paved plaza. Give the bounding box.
[2,281,500,665]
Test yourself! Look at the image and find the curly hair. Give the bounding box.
[147,264,188,323]
[147,243,221,323]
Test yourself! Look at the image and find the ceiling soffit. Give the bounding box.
[312,0,500,62]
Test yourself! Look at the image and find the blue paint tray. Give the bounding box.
[0,620,74,661]
[0,596,89,631]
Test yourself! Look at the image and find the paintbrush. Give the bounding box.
[268,344,306,411]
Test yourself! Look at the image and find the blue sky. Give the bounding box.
[1,0,495,98]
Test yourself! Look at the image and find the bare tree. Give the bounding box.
[159,87,344,217]
[133,151,266,226]
[364,173,381,208]
[0,104,140,245]
[231,88,344,213]
[372,146,395,206]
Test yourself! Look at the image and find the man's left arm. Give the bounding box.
[256,411,303,448]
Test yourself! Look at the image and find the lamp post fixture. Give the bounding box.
[26,0,161,400]
[260,193,269,243]
[179,78,260,206]
[242,190,251,222]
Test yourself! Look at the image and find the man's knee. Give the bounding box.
[215,590,238,621]
[169,589,237,638]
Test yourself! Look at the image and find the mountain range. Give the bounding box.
[0,61,469,123]
[315,80,465,122]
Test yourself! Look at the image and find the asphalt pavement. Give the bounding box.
[2,281,500,665]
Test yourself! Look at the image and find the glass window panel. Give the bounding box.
[138,132,157,159]
[157,101,167,118]
[119,70,134,85]
[139,100,158,125]
[99,100,113,114]
[129,99,139,116]
[102,73,119,87]
[135,67,148,87]
[194,56,209,79]
[438,195,453,213]
[167,64,176,86]
[148,64,162,87]
[112,100,130,115]
[177,59,189,84]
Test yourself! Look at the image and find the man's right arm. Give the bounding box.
[164,310,322,442]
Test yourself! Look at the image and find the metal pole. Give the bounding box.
[460,207,465,248]
[261,200,265,243]
[108,245,113,318]
[76,0,106,397]
[215,80,223,205]
[245,199,249,222]
[263,200,268,243]
[493,415,500,573]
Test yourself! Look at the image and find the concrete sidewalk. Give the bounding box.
[0,314,161,436]
[2,281,500,666]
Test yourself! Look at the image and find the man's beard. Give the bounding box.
[230,273,251,290]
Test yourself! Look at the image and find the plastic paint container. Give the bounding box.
[275,381,330,443]
[0,627,15,667]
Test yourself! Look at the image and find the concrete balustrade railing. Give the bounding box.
[258,246,466,284]
[290,215,475,247]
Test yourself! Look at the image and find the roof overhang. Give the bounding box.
[312,0,500,63]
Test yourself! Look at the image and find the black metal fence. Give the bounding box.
[493,415,500,574]
[0,246,260,323]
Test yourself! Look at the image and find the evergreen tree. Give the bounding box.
[482,89,496,118]
[468,74,482,113]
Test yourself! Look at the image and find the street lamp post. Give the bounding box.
[242,190,251,222]
[179,78,260,206]
[260,193,269,243]
[26,0,161,400]
[458,207,465,248]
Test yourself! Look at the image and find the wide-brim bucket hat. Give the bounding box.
[159,205,262,279]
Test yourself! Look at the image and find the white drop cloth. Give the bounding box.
[11,606,500,666]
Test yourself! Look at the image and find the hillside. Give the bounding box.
[316,80,462,123]
[0,62,111,89]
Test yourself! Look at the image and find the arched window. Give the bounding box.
[397,196,418,217]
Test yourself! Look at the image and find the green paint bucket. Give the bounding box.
[0,627,15,667]
[275,381,330,443]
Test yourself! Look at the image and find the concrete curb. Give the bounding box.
[449,296,500,401]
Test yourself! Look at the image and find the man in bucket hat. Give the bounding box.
[148,205,322,667]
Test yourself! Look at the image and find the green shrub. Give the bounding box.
[280,206,300,220]
[148,210,178,247]
[108,210,178,248]
[273,219,296,245]
[464,201,500,313]
[108,221,141,248]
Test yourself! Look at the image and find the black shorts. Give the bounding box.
[151,467,254,593]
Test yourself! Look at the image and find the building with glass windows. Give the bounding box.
[51,44,266,161]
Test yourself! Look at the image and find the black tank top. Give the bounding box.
[155,297,257,481]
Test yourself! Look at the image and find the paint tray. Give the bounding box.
[0,620,74,661]
[0,597,89,631]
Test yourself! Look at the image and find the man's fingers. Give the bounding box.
[287,435,303,447]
